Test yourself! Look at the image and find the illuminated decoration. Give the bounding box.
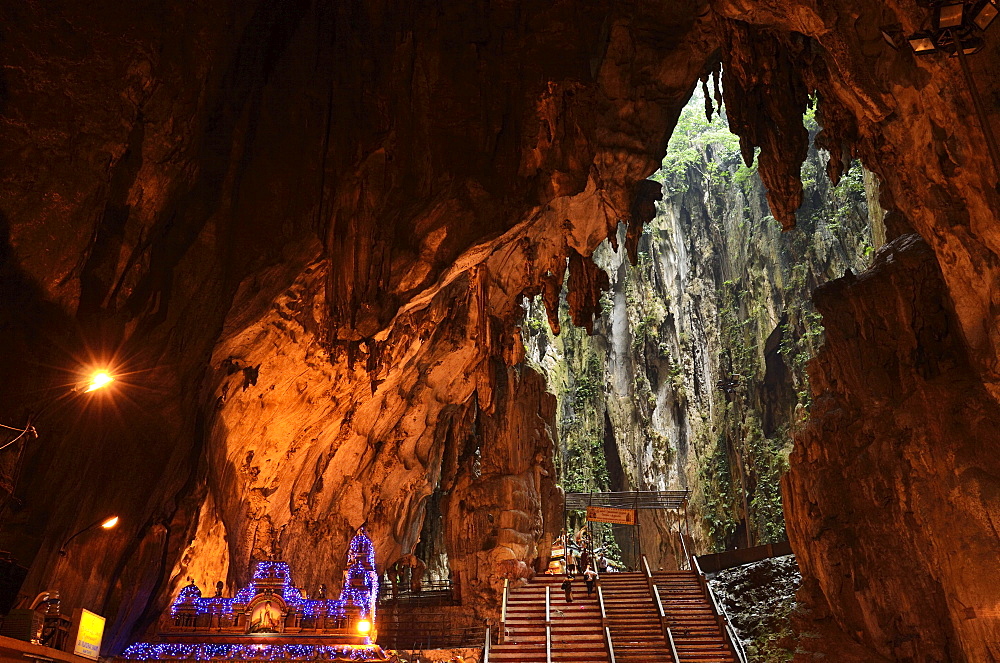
[339,530,379,625]
[119,643,390,661]
[168,531,380,625]
[119,530,386,662]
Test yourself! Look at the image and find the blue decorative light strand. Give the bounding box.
[121,643,386,661]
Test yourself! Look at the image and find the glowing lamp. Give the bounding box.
[355,620,371,635]
[938,3,965,27]
[59,515,122,556]
[973,0,998,30]
[908,32,938,52]
[83,371,115,393]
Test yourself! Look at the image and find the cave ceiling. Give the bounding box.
[1,0,999,659]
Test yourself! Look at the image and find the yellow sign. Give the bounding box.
[586,506,637,525]
[71,608,106,660]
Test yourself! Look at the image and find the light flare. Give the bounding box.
[84,371,115,393]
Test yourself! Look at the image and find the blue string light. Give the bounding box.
[157,531,381,651]
[337,531,379,624]
[120,643,388,661]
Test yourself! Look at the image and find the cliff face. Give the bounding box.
[1,0,1000,660]
[786,234,1000,662]
[524,93,873,567]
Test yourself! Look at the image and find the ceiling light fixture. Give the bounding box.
[899,0,1000,186]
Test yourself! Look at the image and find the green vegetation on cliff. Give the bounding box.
[524,88,874,568]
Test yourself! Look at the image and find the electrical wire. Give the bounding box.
[0,426,34,453]
[0,422,30,432]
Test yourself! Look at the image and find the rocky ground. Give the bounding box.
[709,556,801,663]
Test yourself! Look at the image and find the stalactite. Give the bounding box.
[717,19,810,230]
[566,248,610,335]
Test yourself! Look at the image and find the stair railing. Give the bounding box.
[597,586,616,663]
[642,552,672,659]
[667,626,682,663]
[692,556,748,663]
[653,585,682,663]
[545,586,553,663]
[605,626,617,663]
[678,530,692,571]
[499,578,509,644]
[642,554,654,589]
[641,554,657,599]
[483,625,491,663]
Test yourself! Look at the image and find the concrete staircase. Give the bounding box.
[599,573,672,662]
[652,571,738,663]
[491,575,609,663]
[488,570,742,663]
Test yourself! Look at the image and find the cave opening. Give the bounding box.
[522,85,875,566]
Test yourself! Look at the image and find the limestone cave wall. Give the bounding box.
[0,0,998,660]
[0,0,715,651]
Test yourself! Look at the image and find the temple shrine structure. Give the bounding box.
[118,530,393,663]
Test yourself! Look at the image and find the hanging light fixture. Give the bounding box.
[907,31,939,51]
[973,0,999,29]
[899,0,1000,186]
[937,2,966,28]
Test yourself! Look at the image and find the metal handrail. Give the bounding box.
[679,531,691,570]
[692,556,747,663]
[666,626,681,663]
[653,584,666,618]
[640,554,657,600]
[653,585,679,662]
[499,578,509,644]
[724,621,747,663]
[545,586,552,663]
[483,625,491,663]
[597,586,616,663]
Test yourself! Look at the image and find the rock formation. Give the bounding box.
[0,0,998,660]
[523,92,874,569]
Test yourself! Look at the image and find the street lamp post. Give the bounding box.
[58,516,120,556]
[0,368,118,518]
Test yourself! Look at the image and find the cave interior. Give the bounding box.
[1,1,1000,661]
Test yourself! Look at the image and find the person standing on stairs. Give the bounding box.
[561,574,574,603]
[583,566,597,597]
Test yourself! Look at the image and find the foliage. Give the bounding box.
[653,88,742,193]
[743,418,789,545]
[698,429,739,552]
